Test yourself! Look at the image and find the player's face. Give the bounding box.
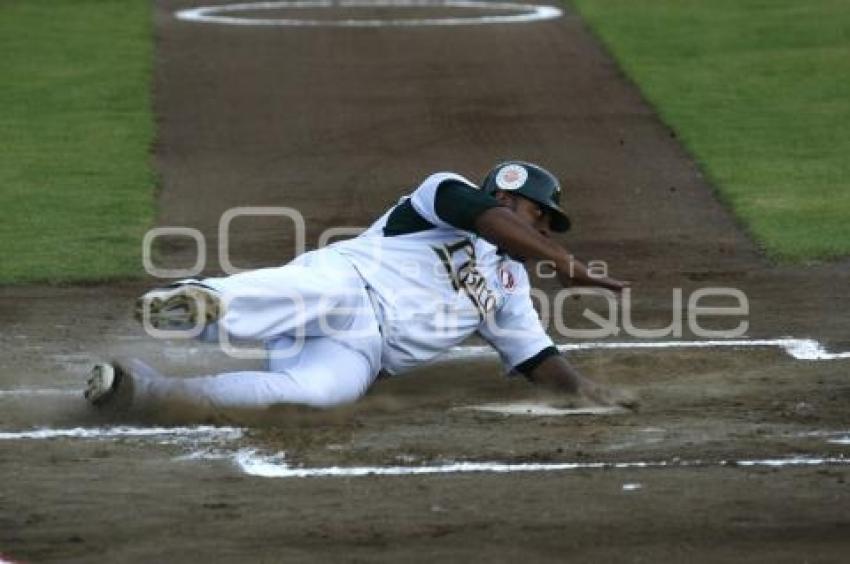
[506,194,552,238]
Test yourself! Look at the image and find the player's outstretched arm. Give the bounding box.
[474,207,628,291]
[525,353,638,409]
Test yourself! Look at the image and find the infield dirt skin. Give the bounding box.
[2,1,849,562]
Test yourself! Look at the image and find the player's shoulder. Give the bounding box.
[404,172,480,232]
[415,171,478,192]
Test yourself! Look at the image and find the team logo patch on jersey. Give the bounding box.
[495,164,528,191]
[499,265,516,293]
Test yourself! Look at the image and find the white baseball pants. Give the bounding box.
[136,249,384,410]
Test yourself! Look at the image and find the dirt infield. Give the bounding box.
[2,1,849,562]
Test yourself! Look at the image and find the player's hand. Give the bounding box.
[580,381,639,410]
[557,271,631,294]
[600,277,630,293]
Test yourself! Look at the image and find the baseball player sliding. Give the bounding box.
[85,161,635,415]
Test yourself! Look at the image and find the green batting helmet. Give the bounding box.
[481,161,571,232]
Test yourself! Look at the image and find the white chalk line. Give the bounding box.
[455,402,626,416]
[2,424,847,479]
[0,388,79,397]
[176,0,563,27]
[68,335,850,362]
[228,449,850,478]
[0,425,243,441]
[4,337,843,402]
[444,337,850,362]
[797,430,850,438]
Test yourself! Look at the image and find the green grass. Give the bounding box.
[0,0,155,284]
[571,0,850,261]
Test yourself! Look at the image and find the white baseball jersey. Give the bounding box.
[333,172,554,375]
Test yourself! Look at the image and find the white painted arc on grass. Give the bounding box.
[232,450,850,478]
[175,0,563,27]
[445,338,850,362]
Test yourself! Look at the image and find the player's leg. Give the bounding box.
[170,337,379,409]
[136,249,373,343]
[135,280,221,333]
[202,253,372,342]
[86,335,381,413]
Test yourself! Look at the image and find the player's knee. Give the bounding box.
[300,383,365,408]
[297,374,371,408]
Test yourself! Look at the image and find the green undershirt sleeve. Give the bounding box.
[434,179,503,234]
[514,346,560,377]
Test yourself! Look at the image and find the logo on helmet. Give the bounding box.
[495,164,528,191]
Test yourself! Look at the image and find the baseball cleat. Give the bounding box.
[84,362,122,406]
[85,358,160,410]
[135,282,222,331]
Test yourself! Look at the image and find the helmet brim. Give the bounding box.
[546,205,571,233]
